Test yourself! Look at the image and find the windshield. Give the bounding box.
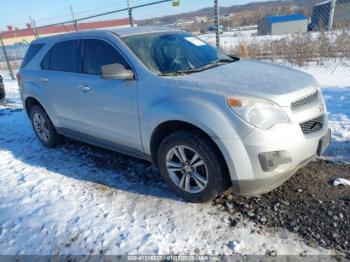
[121,32,237,75]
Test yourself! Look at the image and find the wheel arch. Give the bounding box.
[24,97,43,116]
[24,97,55,126]
[149,120,231,185]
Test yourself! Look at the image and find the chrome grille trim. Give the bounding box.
[300,115,324,135]
[291,91,319,112]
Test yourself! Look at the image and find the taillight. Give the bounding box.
[16,72,20,86]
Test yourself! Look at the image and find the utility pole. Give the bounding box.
[29,16,39,38]
[70,5,79,31]
[0,32,15,80]
[127,0,134,27]
[328,0,336,31]
[214,0,220,49]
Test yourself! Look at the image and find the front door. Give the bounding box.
[77,38,142,153]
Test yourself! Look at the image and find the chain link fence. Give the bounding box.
[0,0,349,86]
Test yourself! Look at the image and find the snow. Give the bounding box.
[199,29,287,47]
[297,63,350,88]
[200,29,349,50]
[0,80,336,255]
[2,79,22,106]
[323,87,350,163]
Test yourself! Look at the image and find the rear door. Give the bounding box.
[77,38,142,152]
[40,39,82,131]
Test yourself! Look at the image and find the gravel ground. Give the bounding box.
[215,160,350,256]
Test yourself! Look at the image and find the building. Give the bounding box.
[0,18,130,46]
[194,16,208,23]
[257,14,308,35]
[309,0,350,31]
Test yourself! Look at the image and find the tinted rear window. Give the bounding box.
[41,40,79,73]
[21,44,44,68]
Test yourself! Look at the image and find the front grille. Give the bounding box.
[300,115,324,135]
[291,91,319,112]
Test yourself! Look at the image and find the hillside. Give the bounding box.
[136,0,324,29]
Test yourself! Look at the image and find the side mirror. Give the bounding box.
[101,63,134,80]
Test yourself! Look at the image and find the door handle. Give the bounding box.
[78,85,91,92]
[40,77,48,83]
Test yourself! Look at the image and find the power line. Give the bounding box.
[5,0,178,30]
[4,1,124,29]
[71,0,172,24]
[73,0,125,16]
[5,0,175,32]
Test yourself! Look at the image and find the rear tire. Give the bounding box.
[157,131,230,203]
[30,105,63,147]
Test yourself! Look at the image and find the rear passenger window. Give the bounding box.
[21,44,44,68]
[82,39,130,75]
[41,40,79,73]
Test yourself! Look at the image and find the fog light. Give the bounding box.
[258,151,292,172]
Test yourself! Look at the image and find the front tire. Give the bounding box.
[157,131,230,203]
[30,105,62,147]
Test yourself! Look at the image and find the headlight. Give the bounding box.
[227,96,289,129]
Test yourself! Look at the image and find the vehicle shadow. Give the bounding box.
[0,109,182,202]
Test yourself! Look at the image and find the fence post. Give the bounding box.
[74,21,79,31]
[328,0,336,31]
[70,5,79,31]
[29,17,39,38]
[127,0,134,27]
[214,0,220,49]
[0,32,15,80]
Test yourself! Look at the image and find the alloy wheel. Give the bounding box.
[33,112,50,142]
[166,145,208,193]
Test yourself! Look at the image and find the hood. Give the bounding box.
[172,59,318,106]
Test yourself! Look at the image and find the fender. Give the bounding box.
[140,96,253,182]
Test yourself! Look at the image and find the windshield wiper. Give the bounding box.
[207,58,236,66]
[161,58,237,76]
[186,58,234,72]
[214,58,235,63]
[161,68,204,76]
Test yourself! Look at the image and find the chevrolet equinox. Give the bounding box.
[19,26,331,202]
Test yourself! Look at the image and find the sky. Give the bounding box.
[0,0,259,30]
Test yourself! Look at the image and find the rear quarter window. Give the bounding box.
[21,44,44,68]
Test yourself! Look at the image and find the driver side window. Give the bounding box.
[82,39,130,75]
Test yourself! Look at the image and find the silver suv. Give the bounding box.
[19,26,330,202]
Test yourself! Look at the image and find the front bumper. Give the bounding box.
[237,153,316,195]
[214,118,331,196]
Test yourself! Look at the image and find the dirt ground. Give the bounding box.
[215,160,350,256]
